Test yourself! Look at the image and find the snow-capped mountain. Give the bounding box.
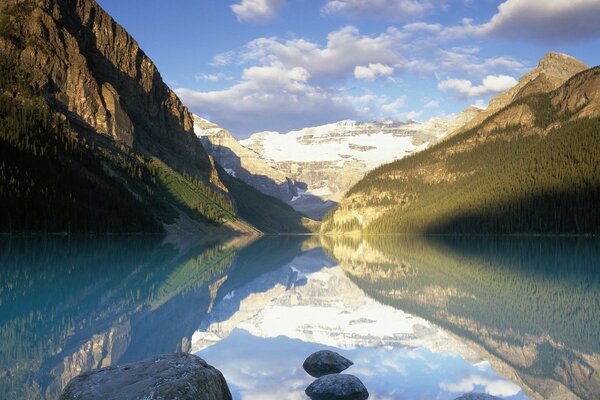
[195,107,481,219]
[193,116,300,203]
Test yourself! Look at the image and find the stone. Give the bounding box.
[303,350,354,378]
[454,394,501,400]
[305,374,369,400]
[58,353,232,400]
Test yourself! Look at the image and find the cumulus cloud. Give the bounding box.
[231,0,285,22]
[441,374,522,397]
[176,26,408,135]
[481,0,600,41]
[240,26,404,82]
[405,49,527,80]
[321,0,440,21]
[438,74,518,99]
[176,63,360,136]
[354,63,395,81]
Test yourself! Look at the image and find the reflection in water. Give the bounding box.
[1,235,597,399]
[194,246,525,399]
[323,236,600,400]
[0,235,304,399]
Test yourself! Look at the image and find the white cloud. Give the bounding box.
[354,63,395,81]
[195,73,233,82]
[210,51,236,67]
[177,26,410,135]
[240,26,405,82]
[424,99,439,109]
[441,374,522,397]
[380,96,421,121]
[481,0,600,41]
[321,0,440,21]
[473,99,488,109]
[176,63,360,136]
[231,0,285,22]
[405,49,527,80]
[438,74,518,99]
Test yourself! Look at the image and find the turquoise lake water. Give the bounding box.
[1,235,598,399]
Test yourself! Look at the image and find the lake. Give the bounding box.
[0,235,598,399]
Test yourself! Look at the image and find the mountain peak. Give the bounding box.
[532,51,588,81]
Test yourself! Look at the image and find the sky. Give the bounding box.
[96,0,600,138]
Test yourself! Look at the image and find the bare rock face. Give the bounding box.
[303,350,354,378]
[3,0,215,180]
[58,353,232,400]
[305,374,369,400]
[194,115,298,202]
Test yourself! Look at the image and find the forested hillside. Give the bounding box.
[0,0,309,234]
[322,65,600,235]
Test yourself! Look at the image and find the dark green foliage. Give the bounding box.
[0,60,237,232]
[0,1,35,43]
[330,84,600,235]
[0,235,238,399]
[219,171,310,233]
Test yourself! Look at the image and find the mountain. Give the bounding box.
[0,0,308,234]
[193,116,299,204]
[196,109,481,220]
[447,52,588,138]
[322,53,600,234]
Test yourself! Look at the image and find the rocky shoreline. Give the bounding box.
[59,352,501,400]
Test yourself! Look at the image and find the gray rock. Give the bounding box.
[303,350,354,378]
[58,353,232,400]
[305,374,369,400]
[454,394,501,400]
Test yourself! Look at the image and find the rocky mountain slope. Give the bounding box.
[447,52,588,138]
[322,53,600,234]
[197,108,481,219]
[0,0,308,234]
[194,116,299,203]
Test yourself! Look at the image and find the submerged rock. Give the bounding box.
[454,394,501,400]
[305,374,369,400]
[303,350,354,377]
[58,353,232,400]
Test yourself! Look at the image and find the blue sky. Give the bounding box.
[96,0,600,137]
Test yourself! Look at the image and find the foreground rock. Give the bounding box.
[303,350,354,378]
[59,353,232,400]
[454,394,501,400]
[305,374,369,400]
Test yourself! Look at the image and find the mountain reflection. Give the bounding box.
[192,237,527,400]
[0,235,303,400]
[323,235,600,400]
[2,235,597,400]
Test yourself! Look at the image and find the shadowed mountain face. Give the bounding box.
[0,0,308,234]
[323,55,600,235]
[323,236,600,400]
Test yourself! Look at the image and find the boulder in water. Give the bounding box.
[59,353,232,400]
[303,350,354,378]
[305,373,369,400]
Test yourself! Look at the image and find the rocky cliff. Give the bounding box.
[1,0,214,179]
[194,116,299,203]
[0,0,309,233]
